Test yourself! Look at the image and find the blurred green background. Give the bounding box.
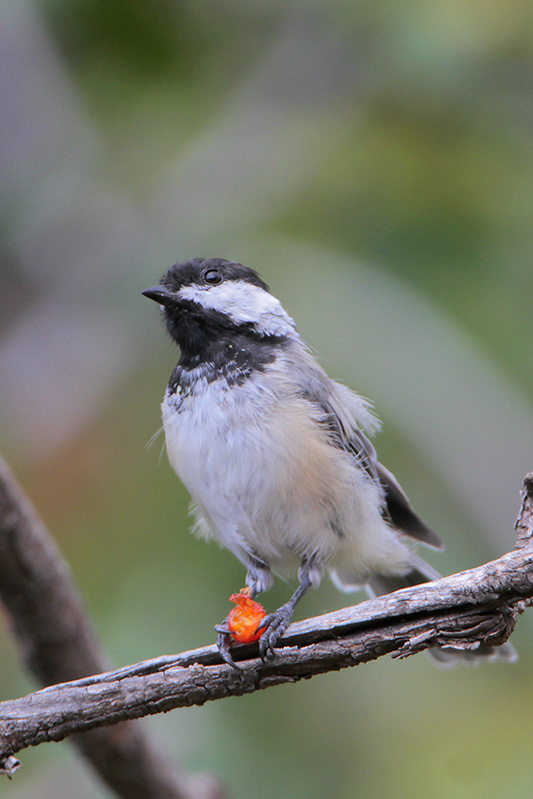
[1,1,533,797]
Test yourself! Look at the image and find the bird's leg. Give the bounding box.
[214,554,272,669]
[256,559,313,659]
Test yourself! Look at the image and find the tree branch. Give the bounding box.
[1,510,532,759]
[1,467,531,772]
[0,456,227,799]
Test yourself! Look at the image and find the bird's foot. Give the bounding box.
[256,603,294,659]
[214,621,242,670]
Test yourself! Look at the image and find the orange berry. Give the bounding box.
[227,592,266,643]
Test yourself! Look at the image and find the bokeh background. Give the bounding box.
[2,1,533,797]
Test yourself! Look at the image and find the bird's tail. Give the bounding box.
[365,554,517,666]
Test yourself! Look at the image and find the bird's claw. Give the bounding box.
[256,606,293,659]
[214,623,231,634]
[215,599,294,665]
[215,621,242,670]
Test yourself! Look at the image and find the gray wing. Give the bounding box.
[327,411,443,550]
[290,349,443,550]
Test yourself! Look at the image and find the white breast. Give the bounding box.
[162,366,413,585]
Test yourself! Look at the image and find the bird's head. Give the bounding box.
[142,258,298,358]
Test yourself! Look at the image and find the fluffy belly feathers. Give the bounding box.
[162,379,411,583]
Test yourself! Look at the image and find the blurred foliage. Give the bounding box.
[1,1,533,797]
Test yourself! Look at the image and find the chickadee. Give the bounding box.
[143,257,515,666]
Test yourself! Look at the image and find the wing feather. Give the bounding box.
[287,349,443,550]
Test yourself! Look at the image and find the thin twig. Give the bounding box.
[0,456,227,799]
[515,471,533,548]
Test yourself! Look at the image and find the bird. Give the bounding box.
[143,257,516,667]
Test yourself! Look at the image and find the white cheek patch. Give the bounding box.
[178,281,299,338]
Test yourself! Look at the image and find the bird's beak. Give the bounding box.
[142,285,174,306]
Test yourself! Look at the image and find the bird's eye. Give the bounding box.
[203,269,223,285]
